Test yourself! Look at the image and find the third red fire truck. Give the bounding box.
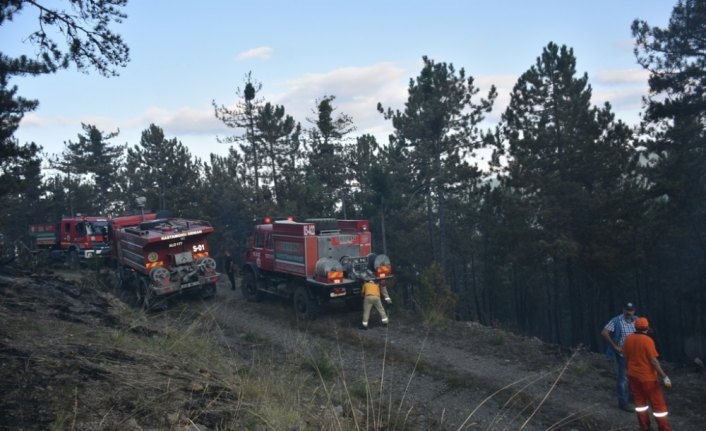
[28,215,111,268]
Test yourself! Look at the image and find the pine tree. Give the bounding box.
[379,56,496,270]
[497,42,636,345]
[124,124,201,214]
[632,0,706,358]
[303,95,355,217]
[213,72,265,203]
[53,124,125,213]
[255,102,301,209]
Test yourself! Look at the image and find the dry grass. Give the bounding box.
[1,269,635,430]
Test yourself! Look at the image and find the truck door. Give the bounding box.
[260,231,276,271]
[74,221,87,247]
[63,222,71,243]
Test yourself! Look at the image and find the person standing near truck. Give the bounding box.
[224,250,236,291]
[360,276,389,330]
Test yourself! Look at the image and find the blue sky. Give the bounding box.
[7,0,673,164]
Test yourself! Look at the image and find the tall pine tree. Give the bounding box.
[496,42,636,345]
[379,56,496,271]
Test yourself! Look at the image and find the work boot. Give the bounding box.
[619,403,634,412]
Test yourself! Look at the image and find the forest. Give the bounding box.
[1,0,705,362]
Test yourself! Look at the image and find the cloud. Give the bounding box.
[266,62,409,140]
[594,68,649,86]
[17,113,44,128]
[591,68,649,125]
[129,105,232,138]
[237,46,273,60]
[18,113,121,136]
[266,65,519,143]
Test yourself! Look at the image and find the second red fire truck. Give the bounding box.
[110,214,220,309]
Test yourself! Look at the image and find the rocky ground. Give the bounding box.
[0,265,704,430]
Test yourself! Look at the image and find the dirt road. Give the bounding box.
[195,281,705,430]
[1,269,704,430]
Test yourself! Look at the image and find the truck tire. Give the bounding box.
[293,285,319,320]
[68,249,79,269]
[115,266,126,290]
[346,296,363,311]
[242,272,263,302]
[200,283,216,299]
[36,250,50,267]
[136,277,153,310]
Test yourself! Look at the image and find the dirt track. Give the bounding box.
[202,283,706,430]
[1,268,704,430]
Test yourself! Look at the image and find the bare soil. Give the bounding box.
[0,266,704,430]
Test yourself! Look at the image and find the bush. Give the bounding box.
[415,263,458,325]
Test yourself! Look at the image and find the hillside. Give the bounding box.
[0,266,704,430]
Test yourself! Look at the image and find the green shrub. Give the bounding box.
[414,263,458,325]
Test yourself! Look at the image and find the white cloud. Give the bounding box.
[267,62,409,141]
[594,68,649,86]
[18,113,121,138]
[592,68,650,125]
[129,105,229,136]
[267,66,518,143]
[237,46,273,60]
[17,113,44,128]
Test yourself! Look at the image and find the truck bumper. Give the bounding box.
[82,246,111,259]
[151,273,220,297]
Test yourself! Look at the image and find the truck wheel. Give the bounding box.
[114,266,125,290]
[293,285,319,320]
[36,250,50,267]
[68,249,79,269]
[200,283,216,299]
[242,272,263,302]
[136,277,153,310]
[346,296,363,311]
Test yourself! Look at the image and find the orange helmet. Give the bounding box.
[635,317,649,330]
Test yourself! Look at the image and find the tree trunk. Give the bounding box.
[380,195,387,255]
[426,193,436,263]
[553,256,562,345]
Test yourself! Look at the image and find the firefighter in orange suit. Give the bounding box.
[622,317,672,431]
[360,276,389,330]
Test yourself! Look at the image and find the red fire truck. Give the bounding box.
[242,218,392,319]
[28,215,111,268]
[110,214,220,309]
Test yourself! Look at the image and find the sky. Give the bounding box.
[6,0,674,165]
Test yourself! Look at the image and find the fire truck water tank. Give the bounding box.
[315,258,344,278]
[368,253,391,270]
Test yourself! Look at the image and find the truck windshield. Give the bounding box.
[87,221,109,236]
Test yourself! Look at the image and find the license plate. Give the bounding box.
[175,251,193,265]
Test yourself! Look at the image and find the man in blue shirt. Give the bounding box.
[601,302,638,412]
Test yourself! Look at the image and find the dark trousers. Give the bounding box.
[227,272,235,289]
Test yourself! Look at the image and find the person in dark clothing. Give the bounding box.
[224,250,236,291]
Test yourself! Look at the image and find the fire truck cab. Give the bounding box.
[28,215,111,267]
